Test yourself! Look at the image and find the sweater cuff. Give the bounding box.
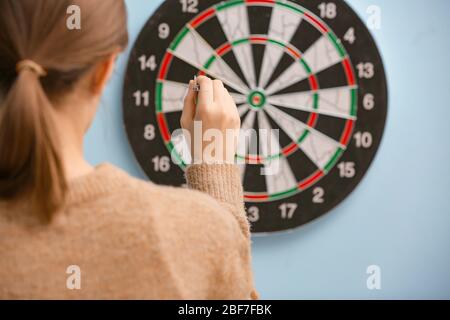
[185,164,244,206]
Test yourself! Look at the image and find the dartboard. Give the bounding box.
[123,0,388,234]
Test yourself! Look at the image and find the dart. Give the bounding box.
[193,75,200,92]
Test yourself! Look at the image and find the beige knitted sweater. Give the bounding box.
[0,164,258,300]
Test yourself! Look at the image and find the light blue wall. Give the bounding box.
[85,0,450,299]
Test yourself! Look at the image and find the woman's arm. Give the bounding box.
[186,164,249,237]
[181,76,248,236]
[186,164,258,300]
[182,76,258,299]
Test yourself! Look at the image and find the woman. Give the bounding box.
[0,0,257,299]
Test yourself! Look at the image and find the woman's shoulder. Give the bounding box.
[81,164,242,249]
[70,163,234,226]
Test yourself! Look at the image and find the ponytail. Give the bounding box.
[0,0,128,221]
[0,68,67,221]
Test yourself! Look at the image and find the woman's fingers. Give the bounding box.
[181,76,240,164]
[197,76,214,110]
[212,79,226,103]
[214,80,239,118]
[181,80,196,128]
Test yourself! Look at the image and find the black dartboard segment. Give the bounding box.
[123,0,388,234]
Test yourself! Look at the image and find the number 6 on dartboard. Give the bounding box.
[123,0,388,234]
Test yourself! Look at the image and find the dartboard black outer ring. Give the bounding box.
[123,0,388,234]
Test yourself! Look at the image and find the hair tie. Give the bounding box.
[16,60,47,77]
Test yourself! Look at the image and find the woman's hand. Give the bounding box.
[181,76,241,164]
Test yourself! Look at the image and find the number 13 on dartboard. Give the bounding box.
[123,0,388,234]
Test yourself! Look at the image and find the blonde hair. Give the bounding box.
[0,0,129,221]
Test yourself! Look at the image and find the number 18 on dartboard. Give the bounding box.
[123,0,388,234]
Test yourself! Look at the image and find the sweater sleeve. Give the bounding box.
[185,164,250,238]
[185,164,259,299]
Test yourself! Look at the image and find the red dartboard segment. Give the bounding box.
[216,43,233,56]
[304,13,329,33]
[283,143,298,156]
[249,36,269,43]
[245,0,275,4]
[245,194,270,201]
[340,120,355,146]
[157,113,171,143]
[299,170,325,190]
[307,113,318,127]
[190,8,216,28]
[246,155,264,163]
[286,46,302,59]
[308,75,319,91]
[343,58,356,86]
[158,53,173,81]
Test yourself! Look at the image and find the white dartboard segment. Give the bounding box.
[302,35,343,75]
[258,111,297,194]
[258,5,303,88]
[264,104,342,170]
[216,5,257,88]
[265,60,309,95]
[237,108,257,181]
[264,104,308,143]
[161,80,188,113]
[268,92,314,113]
[231,93,248,105]
[316,86,356,119]
[268,86,357,120]
[171,130,192,165]
[171,27,249,93]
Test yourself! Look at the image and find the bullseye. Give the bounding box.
[248,90,266,109]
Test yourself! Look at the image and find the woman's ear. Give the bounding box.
[91,52,119,96]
